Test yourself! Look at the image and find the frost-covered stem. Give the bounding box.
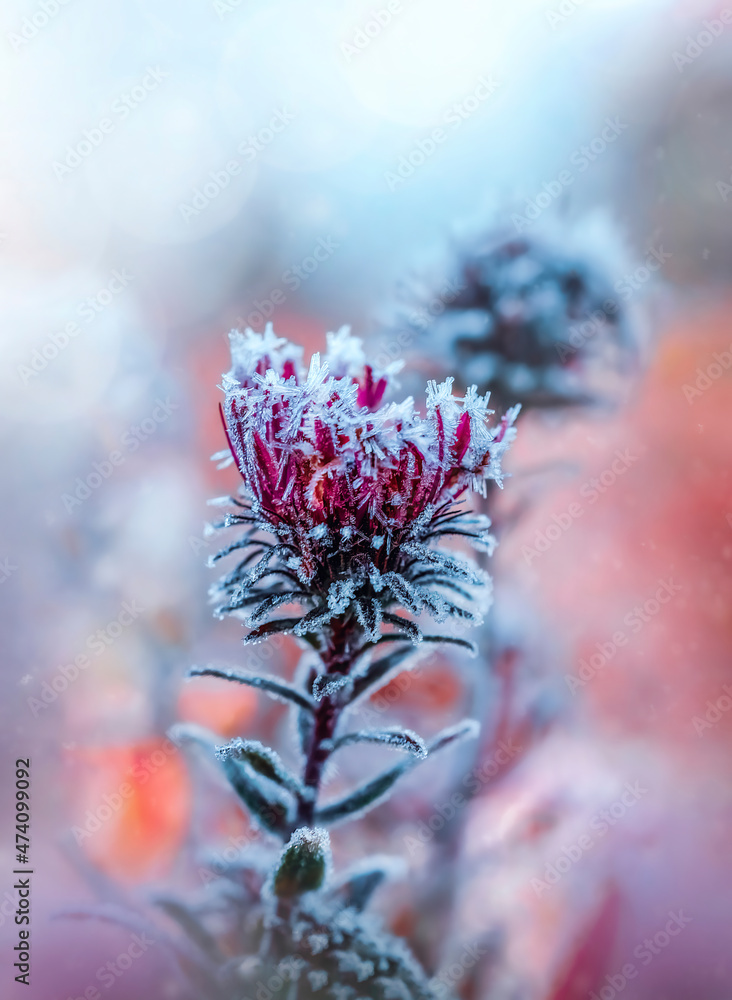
[299,699,338,826]
[298,620,355,825]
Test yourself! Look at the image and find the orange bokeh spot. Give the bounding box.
[177,675,259,738]
[68,737,191,882]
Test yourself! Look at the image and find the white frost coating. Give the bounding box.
[378,979,414,1000]
[277,956,304,982]
[206,494,234,507]
[307,933,330,955]
[335,950,375,982]
[329,985,355,1000]
[213,738,306,799]
[431,718,480,751]
[337,853,407,883]
[228,324,303,388]
[334,728,428,759]
[307,969,329,990]
[313,673,352,703]
[327,579,356,614]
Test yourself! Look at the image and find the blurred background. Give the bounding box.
[1,0,731,997]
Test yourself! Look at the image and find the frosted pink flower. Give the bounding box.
[210,325,518,649]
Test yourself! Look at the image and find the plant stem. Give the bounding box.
[297,620,355,826]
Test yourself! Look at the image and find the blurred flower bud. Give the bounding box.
[390,211,642,413]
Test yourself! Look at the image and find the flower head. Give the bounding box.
[392,212,639,411]
[211,325,518,649]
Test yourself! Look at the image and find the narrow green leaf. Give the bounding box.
[187,666,315,713]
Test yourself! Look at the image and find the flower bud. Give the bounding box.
[272,827,331,898]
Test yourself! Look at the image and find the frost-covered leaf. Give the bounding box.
[207,533,259,565]
[313,672,353,703]
[354,597,383,642]
[349,645,416,702]
[187,665,314,713]
[216,738,305,799]
[382,572,425,614]
[243,616,304,644]
[166,721,219,752]
[402,541,487,586]
[314,760,415,826]
[416,634,478,655]
[246,590,312,625]
[381,612,422,644]
[293,603,337,637]
[329,855,406,912]
[428,719,480,753]
[410,573,475,604]
[56,904,218,997]
[219,754,292,835]
[315,720,479,826]
[152,897,222,960]
[331,728,427,758]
